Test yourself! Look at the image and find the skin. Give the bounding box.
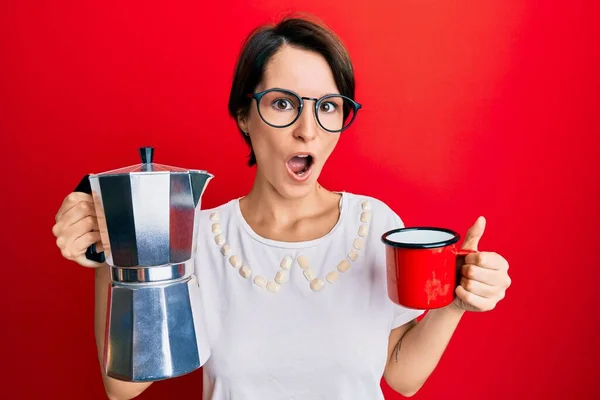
[237,45,343,242]
[52,45,511,399]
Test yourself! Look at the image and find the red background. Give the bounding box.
[1,1,598,399]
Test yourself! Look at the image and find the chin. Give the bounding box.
[275,173,321,200]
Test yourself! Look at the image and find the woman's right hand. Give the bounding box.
[52,192,105,268]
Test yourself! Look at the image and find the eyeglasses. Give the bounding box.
[247,88,362,133]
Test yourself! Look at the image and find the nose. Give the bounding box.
[292,105,318,142]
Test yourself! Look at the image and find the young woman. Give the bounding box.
[52,16,511,400]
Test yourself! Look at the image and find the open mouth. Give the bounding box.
[286,154,314,178]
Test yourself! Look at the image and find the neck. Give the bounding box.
[241,171,332,226]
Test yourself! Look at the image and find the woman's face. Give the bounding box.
[239,45,342,200]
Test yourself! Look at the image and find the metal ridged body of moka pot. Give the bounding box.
[80,147,213,382]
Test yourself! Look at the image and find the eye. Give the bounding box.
[272,98,294,111]
[319,101,338,113]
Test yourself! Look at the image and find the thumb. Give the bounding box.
[462,216,486,251]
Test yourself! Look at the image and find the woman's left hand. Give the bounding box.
[453,216,512,312]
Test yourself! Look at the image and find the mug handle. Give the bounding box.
[73,175,106,264]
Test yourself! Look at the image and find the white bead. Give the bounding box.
[229,255,241,268]
[360,211,372,223]
[297,255,310,270]
[209,212,220,222]
[266,281,280,293]
[214,235,225,246]
[280,256,292,270]
[211,223,221,235]
[310,279,324,291]
[239,265,251,279]
[220,244,232,256]
[303,269,314,281]
[254,275,267,288]
[275,270,288,284]
[337,260,350,272]
[349,249,358,261]
[358,225,369,237]
[361,201,372,210]
[353,238,363,250]
[326,271,339,283]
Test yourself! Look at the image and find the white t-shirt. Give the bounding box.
[193,191,424,400]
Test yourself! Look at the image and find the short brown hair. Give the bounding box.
[227,15,356,166]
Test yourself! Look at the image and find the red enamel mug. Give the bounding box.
[381,227,475,309]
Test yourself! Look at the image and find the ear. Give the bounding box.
[237,112,248,135]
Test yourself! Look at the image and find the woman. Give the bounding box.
[52,16,511,400]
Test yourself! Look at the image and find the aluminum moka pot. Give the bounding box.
[74,147,213,382]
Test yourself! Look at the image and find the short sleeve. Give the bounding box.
[392,306,425,329]
[379,201,426,329]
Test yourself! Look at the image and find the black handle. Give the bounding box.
[73,175,106,263]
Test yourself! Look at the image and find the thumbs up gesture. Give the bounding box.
[453,216,512,312]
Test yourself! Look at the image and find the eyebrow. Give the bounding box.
[265,87,342,97]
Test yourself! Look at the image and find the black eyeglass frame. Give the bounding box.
[246,88,363,133]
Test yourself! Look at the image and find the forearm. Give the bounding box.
[94,266,152,400]
[384,304,465,396]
